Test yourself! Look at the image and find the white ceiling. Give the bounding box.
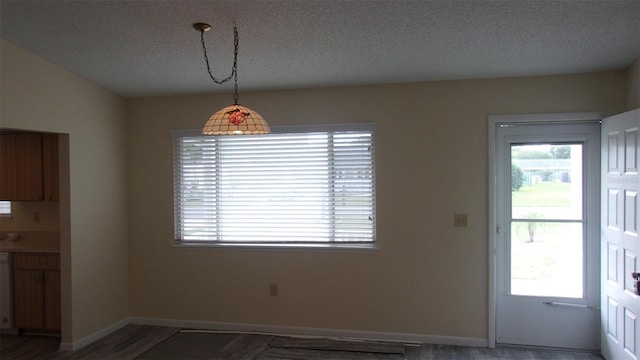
[1,0,638,99]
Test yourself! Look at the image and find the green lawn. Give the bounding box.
[512,182,572,207]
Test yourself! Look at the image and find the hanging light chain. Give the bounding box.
[233,52,239,105]
[199,25,239,89]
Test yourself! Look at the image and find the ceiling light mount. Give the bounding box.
[193,22,211,32]
[194,22,270,135]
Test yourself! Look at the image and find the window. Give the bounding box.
[173,124,376,247]
[0,201,10,216]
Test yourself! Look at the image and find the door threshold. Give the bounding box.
[497,343,600,355]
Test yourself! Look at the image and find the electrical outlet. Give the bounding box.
[269,283,278,297]
[454,213,468,228]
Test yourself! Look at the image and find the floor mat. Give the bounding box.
[262,338,407,360]
[136,331,237,359]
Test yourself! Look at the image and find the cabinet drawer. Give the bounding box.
[14,253,60,270]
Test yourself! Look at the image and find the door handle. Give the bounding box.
[543,301,598,310]
[633,272,640,295]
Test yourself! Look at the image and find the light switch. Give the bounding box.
[270,283,278,296]
[454,213,468,227]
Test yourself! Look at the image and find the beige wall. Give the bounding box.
[127,71,627,340]
[628,58,640,110]
[0,39,129,344]
[0,201,59,232]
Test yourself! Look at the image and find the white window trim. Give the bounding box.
[172,123,377,250]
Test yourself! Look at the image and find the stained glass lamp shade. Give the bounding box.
[202,104,270,135]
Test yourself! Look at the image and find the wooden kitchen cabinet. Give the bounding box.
[42,270,61,330]
[13,253,61,331]
[13,270,45,329]
[0,132,58,201]
[41,134,59,201]
[0,133,43,200]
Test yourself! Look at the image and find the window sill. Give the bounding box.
[173,242,377,252]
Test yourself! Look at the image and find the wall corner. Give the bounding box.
[627,57,640,110]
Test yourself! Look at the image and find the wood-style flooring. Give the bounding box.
[0,324,604,360]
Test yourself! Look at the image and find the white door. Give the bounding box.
[495,121,600,350]
[601,109,640,360]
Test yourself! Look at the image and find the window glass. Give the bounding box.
[510,143,584,298]
[0,201,11,216]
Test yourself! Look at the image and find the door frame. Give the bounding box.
[488,112,606,348]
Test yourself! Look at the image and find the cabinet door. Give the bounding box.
[0,133,43,200]
[13,270,44,329]
[43,271,61,330]
[42,134,59,201]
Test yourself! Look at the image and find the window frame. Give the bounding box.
[172,123,377,251]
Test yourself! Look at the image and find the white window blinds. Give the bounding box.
[173,124,375,244]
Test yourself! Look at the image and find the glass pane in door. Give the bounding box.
[510,222,583,297]
[510,143,584,298]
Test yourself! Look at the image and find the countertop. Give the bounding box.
[0,231,60,253]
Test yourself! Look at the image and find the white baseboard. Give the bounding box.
[59,316,487,352]
[130,317,487,348]
[59,318,131,352]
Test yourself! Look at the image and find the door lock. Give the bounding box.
[633,272,640,295]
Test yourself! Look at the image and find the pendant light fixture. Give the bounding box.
[194,22,270,135]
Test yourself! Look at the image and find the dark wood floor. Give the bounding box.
[0,324,604,359]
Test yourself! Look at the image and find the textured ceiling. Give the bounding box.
[1,0,638,98]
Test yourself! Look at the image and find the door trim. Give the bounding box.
[487,112,605,348]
